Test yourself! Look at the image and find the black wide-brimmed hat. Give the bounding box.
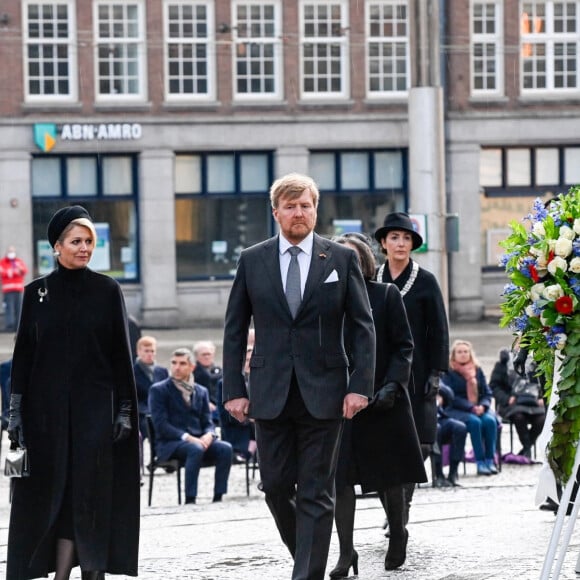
[47,205,92,247]
[374,212,423,250]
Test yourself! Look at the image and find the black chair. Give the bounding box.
[145,415,183,506]
[244,450,259,496]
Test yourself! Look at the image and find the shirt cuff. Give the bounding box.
[181,433,189,441]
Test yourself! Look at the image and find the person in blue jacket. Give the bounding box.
[149,347,232,504]
[442,340,498,476]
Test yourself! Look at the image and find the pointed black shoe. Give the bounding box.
[329,550,358,578]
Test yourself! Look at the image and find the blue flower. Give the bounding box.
[573,240,580,257]
[512,314,530,332]
[571,278,580,296]
[502,283,518,296]
[530,301,543,316]
[531,198,548,222]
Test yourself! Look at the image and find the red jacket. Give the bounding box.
[0,256,27,293]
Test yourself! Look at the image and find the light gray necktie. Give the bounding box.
[285,246,302,318]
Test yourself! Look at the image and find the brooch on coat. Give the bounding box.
[38,287,48,302]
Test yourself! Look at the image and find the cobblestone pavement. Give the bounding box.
[1,320,580,579]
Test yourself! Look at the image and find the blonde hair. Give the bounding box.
[449,339,480,367]
[137,336,157,350]
[269,173,319,209]
[59,218,97,245]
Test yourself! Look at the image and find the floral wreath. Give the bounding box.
[500,185,580,484]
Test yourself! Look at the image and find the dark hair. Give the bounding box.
[333,235,376,279]
[340,231,373,248]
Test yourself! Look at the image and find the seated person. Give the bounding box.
[193,340,223,425]
[442,340,499,477]
[217,336,255,464]
[489,347,512,420]
[134,335,169,441]
[149,347,233,504]
[433,383,467,487]
[504,358,546,459]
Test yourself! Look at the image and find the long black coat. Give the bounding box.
[339,281,427,493]
[7,265,140,580]
[379,259,449,443]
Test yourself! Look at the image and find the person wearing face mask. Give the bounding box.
[6,206,140,580]
[0,246,28,332]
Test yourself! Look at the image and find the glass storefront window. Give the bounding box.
[207,154,235,192]
[31,155,138,281]
[175,154,202,193]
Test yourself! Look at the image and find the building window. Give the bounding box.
[366,0,409,97]
[30,154,139,281]
[479,145,580,195]
[94,1,147,101]
[175,152,273,279]
[309,150,407,240]
[521,1,580,92]
[233,0,282,99]
[23,0,77,102]
[471,0,504,95]
[164,0,215,100]
[300,0,349,99]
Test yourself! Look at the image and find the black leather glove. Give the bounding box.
[514,348,528,377]
[373,382,400,411]
[8,393,24,447]
[425,371,440,400]
[113,399,132,442]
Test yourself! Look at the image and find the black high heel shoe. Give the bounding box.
[329,549,359,578]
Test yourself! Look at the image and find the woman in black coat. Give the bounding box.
[7,206,140,580]
[330,234,426,577]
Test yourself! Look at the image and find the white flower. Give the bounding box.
[543,283,565,301]
[554,333,568,350]
[533,221,546,236]
[560,225,575,240]
[547,256,568,275]
[555,237,573,257]
[530,283,546,301]
[574,218,580,235]
[536,254,548,269]
[548,239,557,252]
[570,257,580,274]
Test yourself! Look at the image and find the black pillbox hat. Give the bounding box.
[47,205,92,247]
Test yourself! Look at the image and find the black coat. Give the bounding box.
[379,259,449,443]
[340,281,427,493]
[7,265,140,580]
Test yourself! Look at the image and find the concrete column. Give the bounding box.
[0,151,33,274]
[447,143,485,321]
[275,146,309,178]
[139,149,180,328]
[408,86,448,306]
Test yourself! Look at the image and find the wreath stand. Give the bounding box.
[540,353,580,579]
[539,443,580,579]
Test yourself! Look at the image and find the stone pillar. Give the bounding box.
[447,143,485,320]
[0,151,33,272]
[139,149,180,327]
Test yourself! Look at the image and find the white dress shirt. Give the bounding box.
[278,232,313,297]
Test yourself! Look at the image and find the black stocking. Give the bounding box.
[54,538,75,580]
[333,485,356,567]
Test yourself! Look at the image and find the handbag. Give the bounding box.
[4,447,30,478]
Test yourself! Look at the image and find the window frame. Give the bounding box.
[232,0,284,101]
[93,0,148,103]
[470,0,504,96]
[163,0,216,102]
[520,0,580,94]
[22,0,78,103]
[365,0,410,99]
[299,0,350,100]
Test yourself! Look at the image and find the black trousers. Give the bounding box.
[255,379,343,580]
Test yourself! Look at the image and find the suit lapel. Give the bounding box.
[260,237,291,315]
[300,234,333,313]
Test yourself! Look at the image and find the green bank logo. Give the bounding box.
[33,124,57,152]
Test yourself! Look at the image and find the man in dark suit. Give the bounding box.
[149,348,233,504]
[133,335,169,441]
[222,173,376,580]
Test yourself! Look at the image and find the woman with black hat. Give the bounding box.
[6,206,140,580]
[374,212,449,531]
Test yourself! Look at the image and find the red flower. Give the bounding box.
[555,296,574,315]
[529,264,540,282]
[549,250,555,262]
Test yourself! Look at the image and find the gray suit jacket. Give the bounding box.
[222,233,376,420]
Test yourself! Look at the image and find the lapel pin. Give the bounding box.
[319,253,327,259]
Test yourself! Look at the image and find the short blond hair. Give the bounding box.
[137,336,157,350]
[269,173,319,210]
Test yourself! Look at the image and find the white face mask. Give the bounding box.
[6,252,16,259]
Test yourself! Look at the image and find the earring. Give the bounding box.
[53,251,60,257]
